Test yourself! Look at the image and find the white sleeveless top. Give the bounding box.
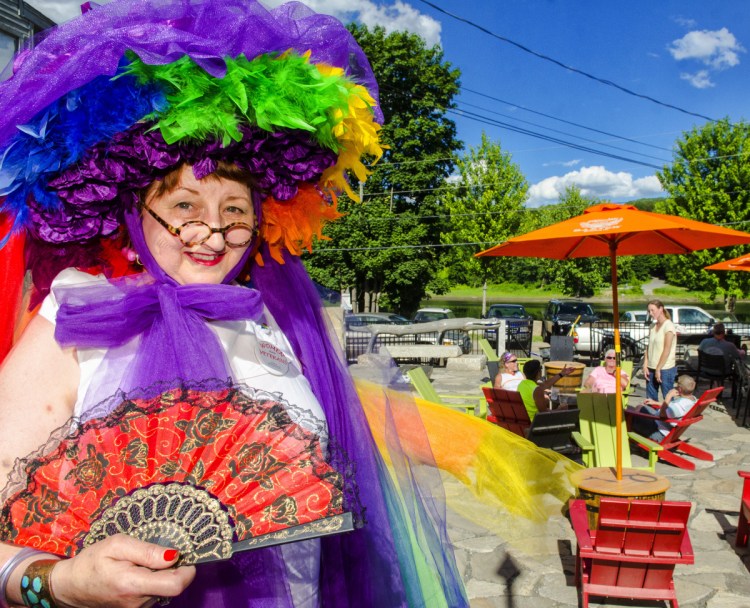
[40,269,326,430]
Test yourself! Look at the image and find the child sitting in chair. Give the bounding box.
[630,375,697,442]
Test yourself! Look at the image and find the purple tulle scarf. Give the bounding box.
[52,230,465,605]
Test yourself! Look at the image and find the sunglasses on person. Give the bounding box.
[605,356,616,360]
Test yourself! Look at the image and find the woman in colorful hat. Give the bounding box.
[0,2,580,606]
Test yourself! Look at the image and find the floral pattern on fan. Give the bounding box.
[0,386,344,558]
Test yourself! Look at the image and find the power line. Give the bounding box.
[456,99,671,163]
[450,108,664,170]
[414,0,717,123]
[309,241,498,253]
[460,87,673,153]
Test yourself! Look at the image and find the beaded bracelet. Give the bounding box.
[20,559,59,608]
[0,548,44,608]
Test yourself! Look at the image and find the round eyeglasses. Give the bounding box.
[145,206,257,248]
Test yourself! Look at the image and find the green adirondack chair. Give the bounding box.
[478,338,499,362]
[572,392,662,471]
[406,367,487,418]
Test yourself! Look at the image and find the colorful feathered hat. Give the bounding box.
[0,0,383,280]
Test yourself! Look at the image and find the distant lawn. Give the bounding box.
[438,283,558,299]
[432,282,717,303]
[652,285,714,303]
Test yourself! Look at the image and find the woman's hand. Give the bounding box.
[655,368,662,384]
[643,366,650,380]
[51,535,196,608]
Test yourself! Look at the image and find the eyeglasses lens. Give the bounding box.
[180,222,254,247]
[605,356,616,359]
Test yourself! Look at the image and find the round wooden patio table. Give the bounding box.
[570,467,670,528]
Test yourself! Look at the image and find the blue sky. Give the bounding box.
[23,1,750,207]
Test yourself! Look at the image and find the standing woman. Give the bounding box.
[643,299,677,401]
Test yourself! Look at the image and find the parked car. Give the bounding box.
[621,311,649,323]
[600,305,719,361]
[542,299,601,353]
[344,312,411,329]
[621,306,716,337]
[483,303,533,348]
[343,312,413,362]
[412,307,471,353]
[412,307,456,323]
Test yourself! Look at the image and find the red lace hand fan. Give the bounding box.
[0,386,350,564]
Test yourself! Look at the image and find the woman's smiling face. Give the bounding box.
[142,165,255,285]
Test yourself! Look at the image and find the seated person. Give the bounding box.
[494,351,524,390]
[699,322,745,365]
[583,349,629,393]
[629,375,697,442]
[518,359,576,419]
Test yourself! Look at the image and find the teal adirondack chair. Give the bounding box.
[406,367,487,418]
[572,392,662,471]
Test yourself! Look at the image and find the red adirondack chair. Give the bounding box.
[737,470,750,547]
[569,497,694,608]
[481,386,530,436]
[625,386,723,470]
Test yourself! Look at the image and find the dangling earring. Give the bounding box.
[121,246,141,265]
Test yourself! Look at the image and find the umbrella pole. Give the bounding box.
[610,244,623,480]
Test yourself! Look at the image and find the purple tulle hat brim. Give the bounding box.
[0,0,382,148]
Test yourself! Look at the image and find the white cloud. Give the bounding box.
[668,28,744,69]
[265,0,442,47]
[542,159,582,168]
[526,166,665,207]
[672,16,697,29]
[680,70,714,89]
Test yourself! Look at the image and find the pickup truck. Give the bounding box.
[621,306,716,335]
[542,299,601,355]
[576,305,720,359]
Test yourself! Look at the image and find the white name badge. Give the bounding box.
[255,340,290,375]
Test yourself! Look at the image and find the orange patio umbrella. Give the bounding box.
[476,202,750,479]
[704,254,750,272]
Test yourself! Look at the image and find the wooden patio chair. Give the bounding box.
[625,386,723,471]
[526,408,580,455]
[573,392,662,471]
[486,360,500,385]
[732,362,750,426]
[694,350,737,401]
[481,386,529,435]
[569,497,694,608]
[406,367,486,417]
[736,470,750,547]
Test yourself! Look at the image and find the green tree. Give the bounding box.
[303,24,462,315]
[658,119,750,309]
[306,197,433,313]
[440,133,528,303]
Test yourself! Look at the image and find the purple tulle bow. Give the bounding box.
[54,279,264,392]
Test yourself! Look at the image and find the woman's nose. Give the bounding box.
[203,228,227,251]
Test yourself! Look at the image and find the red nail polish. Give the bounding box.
[163,549,178,561]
